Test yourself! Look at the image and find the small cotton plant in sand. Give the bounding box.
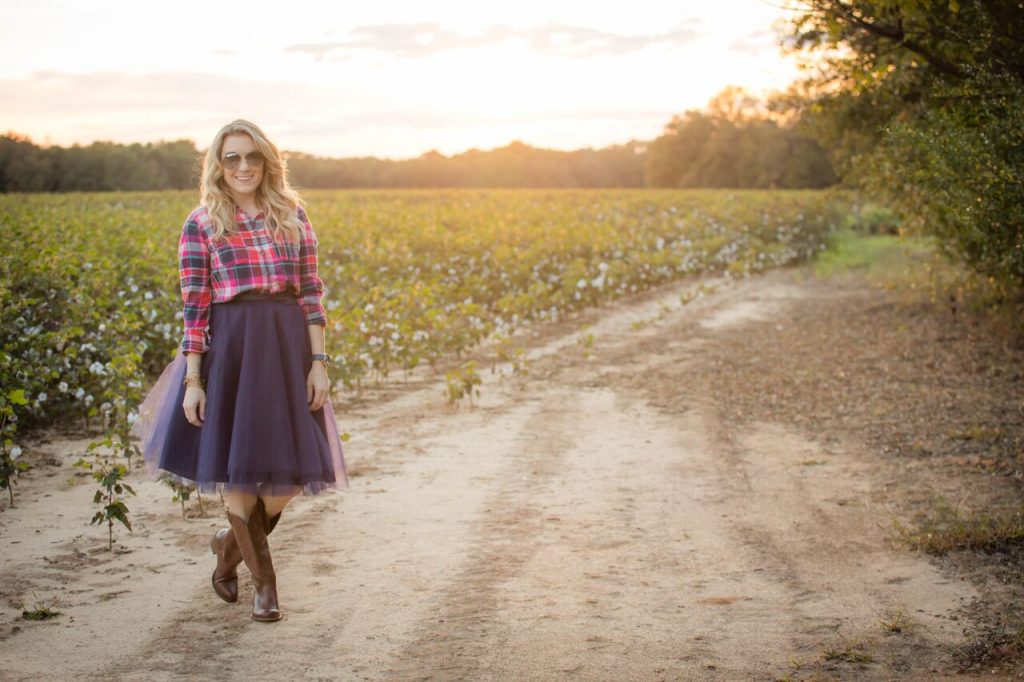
[445,361,482,408]
[74,451,136,551]
[1,442,29,508]
[490,335,529,379]
[1,389,31,507]
[164,477,205,519]
[576,331,596,360]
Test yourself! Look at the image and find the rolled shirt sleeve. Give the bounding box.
[297,206,328,327]
[179,215,212,354]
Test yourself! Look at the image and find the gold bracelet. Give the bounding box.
[183,372,205,389]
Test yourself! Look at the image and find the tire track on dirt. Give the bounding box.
[381,387,581,680]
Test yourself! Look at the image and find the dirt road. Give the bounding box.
[1,269,988,680]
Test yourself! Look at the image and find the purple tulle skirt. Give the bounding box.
[130,291,347,496]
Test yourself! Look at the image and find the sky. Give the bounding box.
[0,0,806,160]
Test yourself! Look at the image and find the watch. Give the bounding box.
[311,353,332,366]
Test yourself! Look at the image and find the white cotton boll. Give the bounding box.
[10,446,22,460]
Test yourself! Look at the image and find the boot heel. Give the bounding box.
[210,527,240,603]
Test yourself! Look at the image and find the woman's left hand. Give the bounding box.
[307,362,330,411]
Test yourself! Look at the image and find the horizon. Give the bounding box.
[2,131,650,162]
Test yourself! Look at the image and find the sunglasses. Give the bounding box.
[221,150,266,170]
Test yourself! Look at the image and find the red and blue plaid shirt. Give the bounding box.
[178,205,328,354]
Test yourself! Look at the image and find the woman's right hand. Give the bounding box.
[183,386,206,426]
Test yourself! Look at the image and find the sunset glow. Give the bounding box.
[0,0,804,158]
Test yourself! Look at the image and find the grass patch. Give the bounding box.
[821,636,875,663]
[20,602,61,621]
[877,605,915,635]
[890,499,1024,555]
[814,229,1024,337]
[813,229,934,280]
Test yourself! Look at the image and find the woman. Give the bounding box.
[131,119,347,623]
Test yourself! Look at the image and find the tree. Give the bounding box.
[645,87,836,188]
[781,0,1024,289]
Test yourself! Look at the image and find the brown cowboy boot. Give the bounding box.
[226,503,282,622]
[210,505,282,603]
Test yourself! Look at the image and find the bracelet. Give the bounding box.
[311,353,332,367]
[183,372,205,389]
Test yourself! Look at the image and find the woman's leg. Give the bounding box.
[223,490,258,520]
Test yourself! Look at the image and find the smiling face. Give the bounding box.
[220,133,264,203]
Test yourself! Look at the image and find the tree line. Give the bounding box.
[0,96,835,192]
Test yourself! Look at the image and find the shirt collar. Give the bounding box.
[235,205,265,221]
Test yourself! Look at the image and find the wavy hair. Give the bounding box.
[199,119,304,244]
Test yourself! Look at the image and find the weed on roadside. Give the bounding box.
[18,598,61,621]
[889,498,1024,555]
[821,635,875,664]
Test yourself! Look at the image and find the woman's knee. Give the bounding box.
[223,491,258,520]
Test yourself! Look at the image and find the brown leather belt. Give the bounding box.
[227,289,299,303]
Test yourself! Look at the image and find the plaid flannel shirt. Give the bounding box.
[178,205,328,354]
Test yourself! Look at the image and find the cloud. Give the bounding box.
[729,28,779,56]
[2,70,319,113]
[0,70,344,144]
[285,20,702,61]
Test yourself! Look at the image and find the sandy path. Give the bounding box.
[1,270,980,680]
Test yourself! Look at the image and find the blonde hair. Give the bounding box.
[199,119,304,244]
